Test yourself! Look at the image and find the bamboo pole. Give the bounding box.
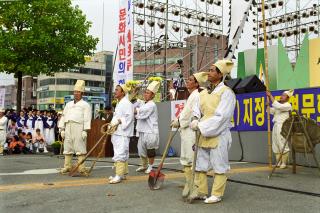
[261,0,272,168]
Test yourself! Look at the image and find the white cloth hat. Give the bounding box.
[193,72,208,86]
[147,81,160,94]
[213,59,234,75]
[284,89,294,98]
[74,80,85,92]
[0,108,4,113]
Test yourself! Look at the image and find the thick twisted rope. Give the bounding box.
[86,123,119,174]
[69,123,119,176]
[100,122,118,135]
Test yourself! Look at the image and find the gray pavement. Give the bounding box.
[1,154,320,213]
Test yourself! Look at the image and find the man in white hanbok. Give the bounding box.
[0,109,8,155]
[108,84,134,184]
[59,80,92,176]
[190,60,236,204]
[171,72,208,198]
[266,90,293,169]
[135,81,160,174]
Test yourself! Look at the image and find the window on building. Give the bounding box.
[39,91,54,99]
[77,67,104,76]
[106,55,113,73]
[40,78,104,89]
[56,91,73,97]
[40,79,55,87]
[32,80,37,98]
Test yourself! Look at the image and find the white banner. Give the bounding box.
[229,0,251,48]
[0,88,5,108]
[170,100,186,131]
[114,0,134,86]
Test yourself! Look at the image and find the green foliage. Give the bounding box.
[51,141,62,148]
[0,0,99,76]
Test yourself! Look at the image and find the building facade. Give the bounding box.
[37,51,113,111]
[0,76,37,110]
[22,76,37,109]
[0,84,17,109]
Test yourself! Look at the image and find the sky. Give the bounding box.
[72,0,118,53]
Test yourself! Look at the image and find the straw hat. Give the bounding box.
[283,89,294,98]
[193,72,208,86]
[119,84,130,94]
[213,59,234,75]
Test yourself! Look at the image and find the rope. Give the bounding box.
[68,122,119,176]
[86,123,119,175]
[100,122,118,135]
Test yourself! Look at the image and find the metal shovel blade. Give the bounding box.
[148,170,165,190]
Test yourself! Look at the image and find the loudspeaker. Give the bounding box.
[225,78,242,90]
[175,87,189,100]
[234,75,266,94]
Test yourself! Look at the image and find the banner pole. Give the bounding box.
[261,0,272,168]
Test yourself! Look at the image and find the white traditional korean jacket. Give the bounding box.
[59,99,92,130]
[112,97,134,137]
[136,100,159,134]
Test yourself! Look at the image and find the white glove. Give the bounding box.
[81,131,87,140]
[171,119,180,128]
[111,119,120,126]
[60,131,65,139]
[190,120,199,131]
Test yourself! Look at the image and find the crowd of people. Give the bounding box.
[0,108,61,155]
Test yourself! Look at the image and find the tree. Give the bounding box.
[0,0,98,111]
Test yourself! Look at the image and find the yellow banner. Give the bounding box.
[309,38,320,87]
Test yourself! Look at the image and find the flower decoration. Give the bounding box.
[148,76,163,82]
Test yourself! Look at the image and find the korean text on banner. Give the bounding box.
[114,0,134,86]
[232,87,320,131]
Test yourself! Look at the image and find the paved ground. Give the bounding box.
[1,154,320,213]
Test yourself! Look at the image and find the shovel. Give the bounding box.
[148,129,178,190]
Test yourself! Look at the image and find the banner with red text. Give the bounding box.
[114,0,134,86]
